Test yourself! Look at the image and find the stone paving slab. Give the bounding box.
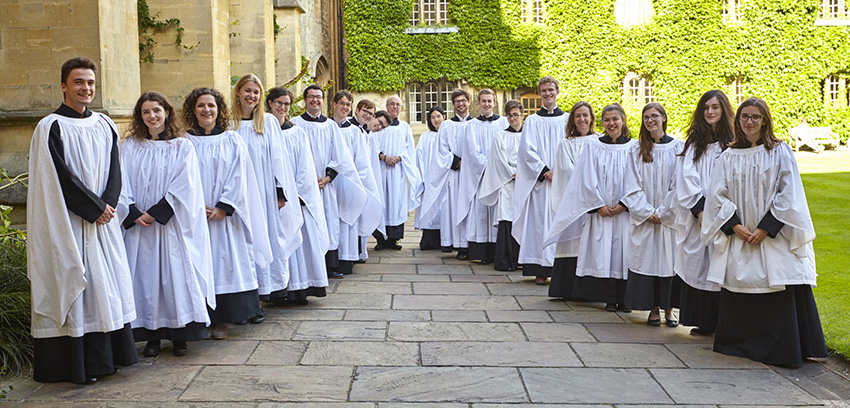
[381,274,451,282]
[486,282,551,296]
[393,295,521,310]
[301,341,419,366]
[307,294,393,309]
[665,344,767,369]
[513,296,571,310]
[416,264,473,274]
[571,343,685,368]
[380,403,468,408]
[450,274,512,283]
[772,361,850,401]
[154,340,258,365]
[293,321,387,341]
[470,265,515,275]
[521,367,673,404]
[258,404,374,408]
[388,322,526,341]
[344,309,431,321]
[371,250,416,258]
[585,323,712,344]
[109,403,259,408]
[650,368,820,405]
[264,308,344,321]
[520,322,596,342]
[334,281,412,294]
[181,366,352,402]
[349,367,527,403]
[355,264,416,274]
[246,341,308,365]
[28,365,201,402]
[486,310,553,322]
[381,257,443,264]
[549,310,627,323]
[227,321,299,340]
[431,310,488,322]
[413,282,490,295]
[475,405,610,408]
[421,341,582,367]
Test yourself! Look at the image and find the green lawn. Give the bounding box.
[798,150,850,358]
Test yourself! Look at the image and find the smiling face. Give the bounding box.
[305,89,324,116]
[429,109,445,131]
[61,68,96,112]
[703,96,722,129]
[334,96,352,119]
[194,94,218,132]
[453,94,469,117]
[538,82,559,109]
[573,106,592,135]
[237,82,261,116]
[642,107,666,135]
[141,100,167,136]
[369,116,390,132]
[386,96,402,119]
[270,94,291,123]
[602,110,624,137]
[478,94,494,116]
[356,106,375,125]
[507,107,523,129]
[739,105,764,141]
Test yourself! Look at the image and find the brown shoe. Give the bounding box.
[211,323,228,340]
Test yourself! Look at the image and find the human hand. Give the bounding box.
[134,212,154,227]
[733,224,753,241]
[96,204,116,225]
[318,176,331,189]
[208,207,226,221]
[609,204,626,216]
[747,228,768,245]
[278,197,286,209]
[544,170,553,182]
[598,207,613,217]
[647,214,661,225]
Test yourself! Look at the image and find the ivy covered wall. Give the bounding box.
[343,0,850,140]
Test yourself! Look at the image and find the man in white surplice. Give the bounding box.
[512,76,569,285]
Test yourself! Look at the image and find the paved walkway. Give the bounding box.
[3,218,850,407]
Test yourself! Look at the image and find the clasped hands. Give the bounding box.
[733,224,768,245]
[598,204,626,217]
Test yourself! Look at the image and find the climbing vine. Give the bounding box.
[137,0,198,63]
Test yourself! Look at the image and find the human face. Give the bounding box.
[538,82,559,109]
[238,82,261,115]
[506,107,523,130]
[602,111,624,137]
[573,106,592,135]
[739,105,764,141]
[141,100,167,136]
[703,96,722,128]
[194,94,218,133]
[61,68,96,112]
[356,106,375,125]
[369,116,389,132]
[453,95,469,117]
[386,96,401,119]
[430,110,444,131]
[305,89,324,116]
[642,107,666,137]
[478,94,494,116]
[270,95,292,123]
[334,96,352,119]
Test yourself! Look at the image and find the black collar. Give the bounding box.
[55,103,92,119]
[599,134,631,144]
[653,135,674,144]
[451,115,470,122]
[192,125,225,136]
[390,118,400,126]
[281,121,293,130]
[506,125,522,133]
[145,131,168,140]
[477,114,500,122]
[349,117,361,127]
[300,112,327,123]
[339,118,352,128]
[537,107,565,117]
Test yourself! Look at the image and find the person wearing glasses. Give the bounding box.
[701,97,826,366]
[620,103,683,327]
[479,100,524,271]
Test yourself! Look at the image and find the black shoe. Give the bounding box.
[374,242,386,250]
[456,249,468,260]
[294,299,308,305]
[142,340,161,357]
[249,311,265,324]
[647,315,661,326]
[328,271,344,279]
[386,242,402,250]
[665,318,679,328]
[617,304,632,313]
[604,303,617,312]
[690,327,714,335]
[441,246,453,253]
[172,341,188,357]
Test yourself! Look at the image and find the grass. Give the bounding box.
[798,149,850,359]
[0,236,31,374]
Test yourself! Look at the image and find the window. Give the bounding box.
[824,75,849,108]
[620,71,654,106]
[407,80,459,123]
[726,76,746,105]
[520,0,544,23]
[822,0,849,19]
[411,0,449,26]
[521,93,542,117]
[722,0,744,23]
[614,0,655,27]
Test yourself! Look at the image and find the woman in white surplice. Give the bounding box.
[673,90,734,336]
[620,103,683,327]
[120,92,214,357]
[414,106,446,250]
[701,97,826,366]
[184,87,272,341]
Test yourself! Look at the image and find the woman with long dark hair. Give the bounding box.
[702,97,827,365]
[415,106,446,250]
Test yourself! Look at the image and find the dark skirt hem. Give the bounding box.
[286,286,328,301]
[419,229,442,250]
[549,257,578,298]
[493,221,519,271]
[623,271,678,311]
[677,276,719,331]
[468,242,496,263]
[209,289,262,324]
[521,263,552,278]
[132,321,208,342]
[33,323,139,384]
[259,288,288,303]
[572,275,627,305]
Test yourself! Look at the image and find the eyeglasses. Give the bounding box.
[272,101,290,107]
[642,114,663,122]
[305,95,323,100]
[454,99,468,104]
[740,114,763,123]
[507,113,521,118]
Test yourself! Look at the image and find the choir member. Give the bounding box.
[231,74,302,311]
[184,87,271,340]
[29,57,137,383]
[414,106,447,250]
[548,102,598,297]
[479,100,523,271]
[513,76,569,285]
[350,99,385,259]
[546,103,635,312]
[121,92,214,357]
[674,90,734,334]
[460,89,509,264]
[621,103,682,326]
[266,86,329,304]
[420,89,475,257]
[702,97,827,366]
[350,99,376,131]
[372,95,423,250]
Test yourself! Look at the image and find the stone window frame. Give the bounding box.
[727,75,746,105]
[520,0,545,24]
[620,71,655,106]
[824,74,849,108]
[815,0,850,25]
[722,0,744,24]
[411,0,450,26]
[520,92,542,118]
[407,79,459,123]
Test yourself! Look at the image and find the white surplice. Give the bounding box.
[120,137,214,329]
[701,143,816,294]
[187,130,271,295]
[459,116,508,243]
[512,110,569,267]
[674,142,723,291]
[621,138,683,277]
[479,128,520,224]
[549,134,597,257]
[414,130,443,230]
[28,113,136,338]
[420,118,470,248]
[372,118,422,227]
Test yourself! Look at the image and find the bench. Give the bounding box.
[788,125,840,152]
